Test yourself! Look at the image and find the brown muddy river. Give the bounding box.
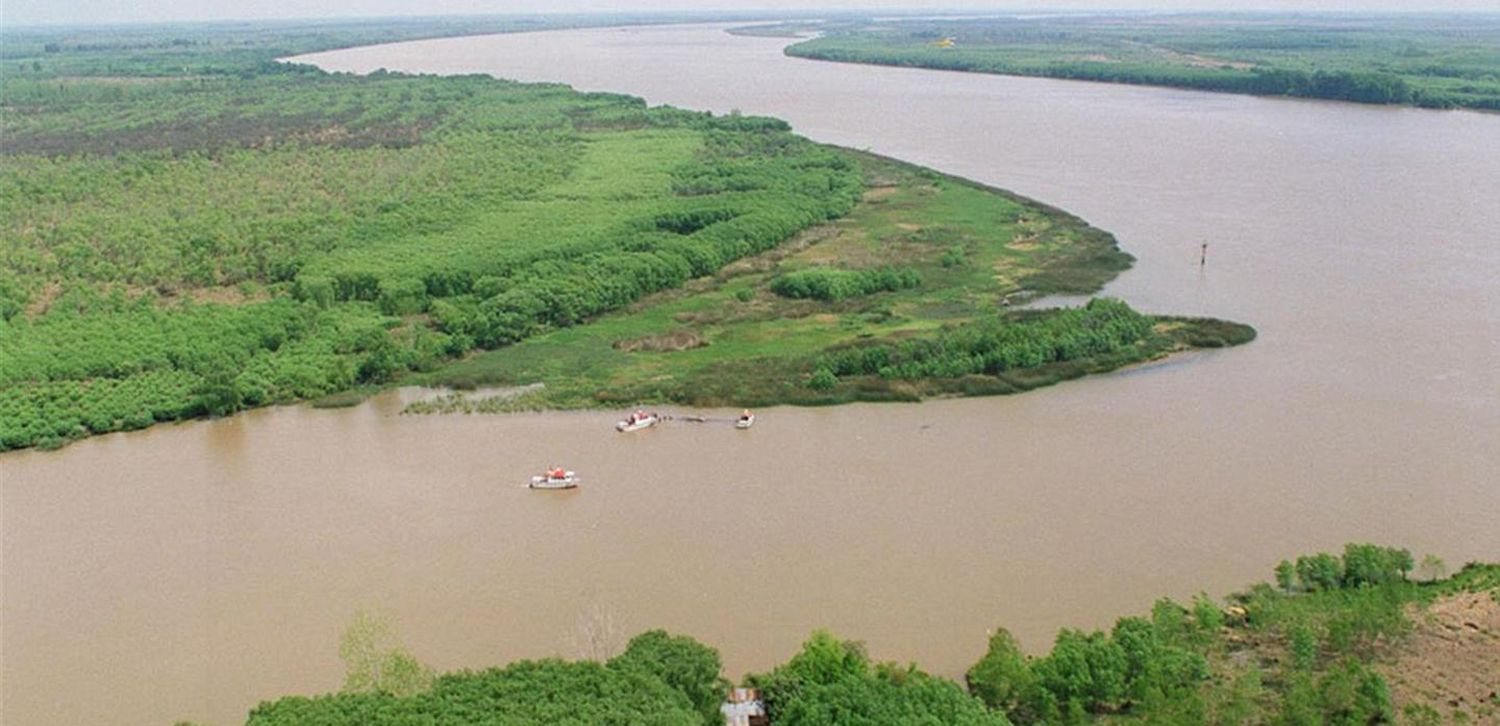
[5,24,1500,726]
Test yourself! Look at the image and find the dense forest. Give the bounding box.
[242,546,1500,724]
[0,27,864,450]
[782,14,1500,111]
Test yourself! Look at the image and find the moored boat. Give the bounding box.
[530,468,579,489]
[616,409,660,432]
[735,410,755,429]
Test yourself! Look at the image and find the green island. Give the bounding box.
[235,546,1499,725]
[777,13,1500,111]
[0,20,1249,451]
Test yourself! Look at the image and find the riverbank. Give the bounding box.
[0,33,1252,451]
[778,14,1500,111]
[243,549,1500,725]
[409,149,1253,413]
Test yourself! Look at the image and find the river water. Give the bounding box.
[4,24,1498,726]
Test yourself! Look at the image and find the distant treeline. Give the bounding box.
[785,15,1500,111]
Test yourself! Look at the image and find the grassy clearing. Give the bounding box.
[414,151,1251,412]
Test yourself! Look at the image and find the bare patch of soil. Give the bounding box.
[1381,592,1500,722]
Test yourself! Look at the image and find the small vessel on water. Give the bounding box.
[616,409,660,432]
[530,467,579,490]
[736,410,755,429]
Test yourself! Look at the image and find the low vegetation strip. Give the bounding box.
[240,547,1500,725]
[780,14,1500,111]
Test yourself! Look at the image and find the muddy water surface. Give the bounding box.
[4,24,1499,726]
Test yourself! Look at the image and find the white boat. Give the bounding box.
[530,468,579,490]
[735,411,755,429]
[615,410,660,432]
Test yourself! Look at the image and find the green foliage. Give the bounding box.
[818,298,1155,381]
[0,40,862,451]
[1031,628,1128,714]
[807,368,839,391]
[966,628,1034,715]
[964,613,1207,724]
[770,265,921,301]
[1342,543,1412,587]
[1289,623,1319,671]
[784,14,1500,111]
[1276,560,1296,594]
[247,658,702,725]
[338,611,434,698]
[1402,702,1444,726]
[237,555,1497,725]
[1300,659,1394,725]
[608,630,728,726]
[1295,553,1344,592]
[1192,593,1225,635]
[748,630,1007,726]
[409,150,1249,413]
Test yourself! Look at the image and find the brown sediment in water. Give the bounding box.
[4,23,1499,726]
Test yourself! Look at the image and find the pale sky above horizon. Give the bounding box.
[6,0,1499,27]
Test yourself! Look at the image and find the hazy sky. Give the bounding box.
[7,0,1500,26]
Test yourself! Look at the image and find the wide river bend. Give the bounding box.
[3,23,1498,726]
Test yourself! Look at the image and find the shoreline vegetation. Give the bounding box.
[1,20,1248,452]
[240,547,1500,725]
[406,149,1253,415]
[773,13,1500,111]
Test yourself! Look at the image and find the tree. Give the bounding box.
[1288,624,1318,671]
[756,630,1008,726]
[338,610,434,698]
[777,669,1010,726]
[1275,560,1296,593]
[967,627,1035,716]
[1192,593,1224,634]
[1294,553,1343,592]
[193,361,242,417]
[1342,543,1411,587]
[609,630,728,726]
[1031,629,1127,713]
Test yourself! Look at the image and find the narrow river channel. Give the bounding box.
[4,23,1498,726]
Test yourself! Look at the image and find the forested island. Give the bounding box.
[777,13,1500,111]
[1,20,1248,451]
[238,546,1499,724]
